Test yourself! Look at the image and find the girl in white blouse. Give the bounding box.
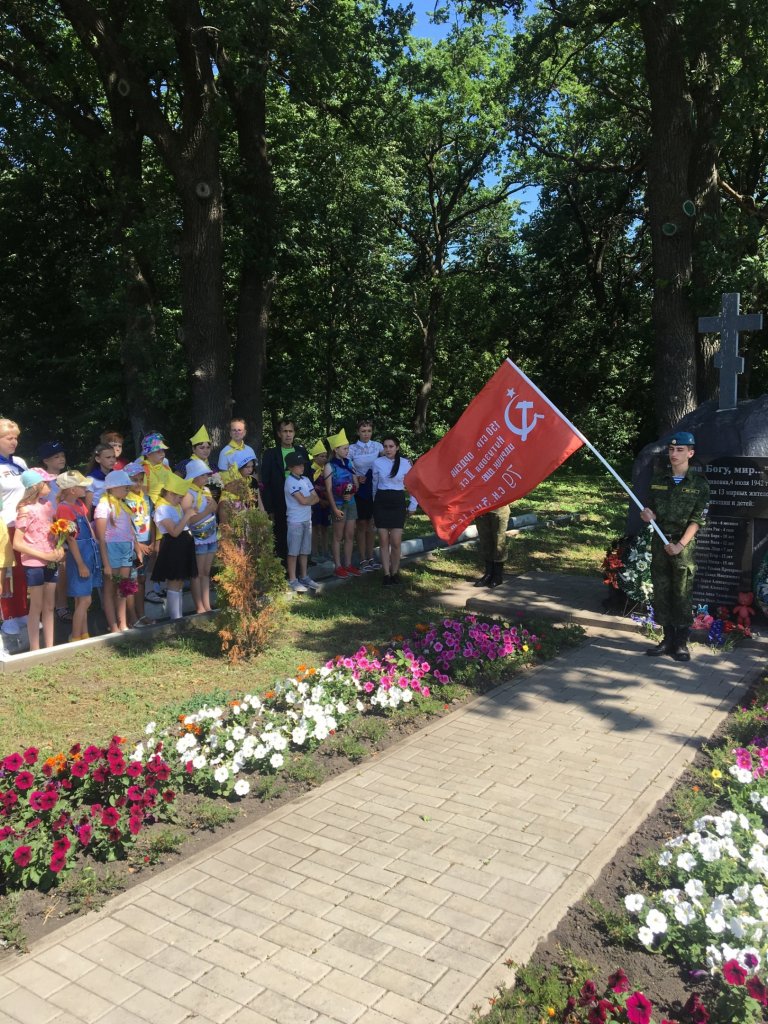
[372,435,417,586]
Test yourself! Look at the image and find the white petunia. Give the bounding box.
[234,779,250,797]
[661,889,682,906]
[658,851,673,867]
[225,740,236,752]
[144,721,156,735]
[699,839,721,862]
[729,765,754,785]
[646,909,668,935]
[625,893,645,914]
[685,879,705,899]
[675,901,697,926]
[214,766,229,784]
[752,885,768,907]
[677,852,697,871]
[192,754,207,770]
[270,753,284,769]
[231,726,246,741]
[732,884,750,903]
[705,911,726,933]
[637,926,654,945]
[292,727,307,746]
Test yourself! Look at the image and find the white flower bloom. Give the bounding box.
[637,926,654,946]
[292,727,307,746]
[225,740,236,752]
[662,889,682,905]
[270,753,284,769]
[625,894,645,913]
[658,851,673,867]
[214,766,229,784]
[667,835,686,848]
[192,754,207,769]
[728,916,748,938]
[231,726,246,741]
[732,884,750,903]
[705,944,722,973]
[356,701,365,712]
[253,744,268,760]
[130,743,144,762]
[705,911,726,933]
[685,879,705,899]
[687,831,702,846]
[730,765,754,785]
[336,701,347,714]
[699,839,721,862]
[677,852,697,871]
[753,885,768,907]
[751,792,762,804]
[401,690,413,703]
[144,721,156,735]
[675,901,697,926]
[646,909,668,935]
[313,722,329,741]
[234,779,250,797]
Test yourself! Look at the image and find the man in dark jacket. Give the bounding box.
[260,419,312,566]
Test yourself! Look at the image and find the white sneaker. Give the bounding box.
[299,577,319,591]
[368,559,382,570]
[288,579,308,593]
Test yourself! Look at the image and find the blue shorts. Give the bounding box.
[194,539,218,556]
[24,565,59,587]
[334,499,358,523]
[106,541,135,568]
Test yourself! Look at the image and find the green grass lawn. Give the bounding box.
[0,468,625,756]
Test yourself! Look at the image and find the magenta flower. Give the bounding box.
[606,968,630,993]
[626,991,652,1024]
[14,771,35,791]
[12,845,32,866]
[746,976,768,1006]
[101,807,120,827]
[723,959,747,986]
[3,753,23,772]
[22,747,39,764]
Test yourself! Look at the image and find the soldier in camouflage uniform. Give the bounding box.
[640,431,709,662]
[472,506,511,589]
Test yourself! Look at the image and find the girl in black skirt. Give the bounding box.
[151,474,197,619]
[372,435,417,586]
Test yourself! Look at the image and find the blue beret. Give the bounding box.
[667,431,695,446]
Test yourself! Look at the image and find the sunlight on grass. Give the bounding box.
[0,471,624,755]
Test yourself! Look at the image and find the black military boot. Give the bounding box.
[487,562,505,589]
[671,626,691,662]
[646,626,673,657]
[473,562,493,587]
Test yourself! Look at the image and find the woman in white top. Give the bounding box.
[372,435,417,587]
[0,417,29,629]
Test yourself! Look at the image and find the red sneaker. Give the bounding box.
[345,565,361,576]
[334,567,349,578]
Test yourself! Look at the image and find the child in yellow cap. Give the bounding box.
[151,474,197,620]
[323,430,360,579]
[309,440,331,562]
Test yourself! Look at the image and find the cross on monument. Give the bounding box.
[698,292,763,411]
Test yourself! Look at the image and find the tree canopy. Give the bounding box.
[1,0,766,464]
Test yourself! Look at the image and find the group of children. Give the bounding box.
[0,414,417,651]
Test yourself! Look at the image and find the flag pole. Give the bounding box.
[507,359,671,547]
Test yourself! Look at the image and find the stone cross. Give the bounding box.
[698,292,763,411]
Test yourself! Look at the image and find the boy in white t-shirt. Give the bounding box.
[284,453,319,594]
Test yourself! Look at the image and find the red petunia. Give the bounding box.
[77,823,92,846]
[578,980,597,1006]
[607,968,630,994]
[108,827,121,843]
[49,852,67,873]
[22,747,39,765]
[13,771,34,791]
[128,816,143,836]
[82,745,102,764]
[2,753,23,772]
[70,760,88,778]
[626,991,653,1024]
[12,845,32,867]
[101,807,120,827]
[0,825,15,841]
[746,976,768,1006]
[126,761,143,778]
[723,959,747,986]
[162,790,176,803]
[52,836,71,854]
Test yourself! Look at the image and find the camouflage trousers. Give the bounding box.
[476,507,511,563]
[650,533,697,627]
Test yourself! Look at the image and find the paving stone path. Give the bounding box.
[0,613,762,1024]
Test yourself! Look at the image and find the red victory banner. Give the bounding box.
[405,359,585,544]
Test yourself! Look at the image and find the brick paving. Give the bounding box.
[0,607,762,1023]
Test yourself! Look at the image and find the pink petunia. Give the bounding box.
[14,771,35,791]
[723,959,747,986]
[22,747,39,765]
[626,991,653,1024]
[12,845,32,867]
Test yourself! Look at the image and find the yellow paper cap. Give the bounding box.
[189,425,211,445]
[164,473,189,496]
[309,440,327,459]
[327,429,349,451]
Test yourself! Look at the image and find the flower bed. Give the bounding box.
[1,613,547,894]
[620,688,768,1022]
